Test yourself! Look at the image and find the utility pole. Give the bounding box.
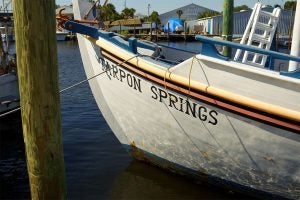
[222,0,234,57]
[148,4,151,18]
[13,0,67,199]
[289,0,300,71]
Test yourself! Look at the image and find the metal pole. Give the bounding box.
[289,0,300,71]
[13,0,67,199]
[167,22,170,41]
[222,0,233,57]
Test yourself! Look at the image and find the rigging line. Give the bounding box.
[187,56,195,97]
[0,107,20,117]
[194,55,261,172]
[161,55,197,108]
[61,54,139,93]
[0,55,139,118]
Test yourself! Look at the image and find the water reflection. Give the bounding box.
[110,160,254,200]
[0,112,30,199]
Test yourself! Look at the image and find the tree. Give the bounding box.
[99,3,120,21]
[198,10,220,19]
[149,11,160,24]
[176,9,183,19]
[121,7,136,19]
[234,5,250,12]
[284,1,297,10]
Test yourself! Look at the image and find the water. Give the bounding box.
[0,41,254,199]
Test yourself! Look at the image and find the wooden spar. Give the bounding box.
[13,0,67,199]
[289,0,300,71]
[222,0,233,57]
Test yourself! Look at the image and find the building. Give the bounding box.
[211,8,293,36]
[159,3,215,25]
[185,17,214,34]
[185,7,294,37]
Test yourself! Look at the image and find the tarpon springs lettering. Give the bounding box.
[99,57,218,125]
[151,86,218,125]
[100,57,142,93]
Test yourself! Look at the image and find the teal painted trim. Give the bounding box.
[195,35,300,63]
[65,21,99,38]
[128,37,137,54]
[201,43,229,61]
[65,21,159,54]
[280,68,300,78]
[196,35,300,79]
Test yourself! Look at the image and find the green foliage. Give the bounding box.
[149,11,160,24]
[99,3,120,21]
[176,9,183,19]
[120,30,129,35]
[121,7,136,19]
[197,10,220,19]
[233,5,250,12]
[284,1,297,10]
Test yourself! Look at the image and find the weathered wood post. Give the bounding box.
[155,21,158,42]
[167,22,170,41]
[150,21,153,41]
[0,28,6,68]
[222,0,233,57]
[13,0,67,199]
[184,21,187,41]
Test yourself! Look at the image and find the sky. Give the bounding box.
[56,0,289,15]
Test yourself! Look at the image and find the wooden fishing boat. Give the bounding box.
[64,0,300,198]
[0,32,19,117]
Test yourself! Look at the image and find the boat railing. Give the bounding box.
[195,35,300,79]
[65,20,156,54]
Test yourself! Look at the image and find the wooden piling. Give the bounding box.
[167,22,170,41]
[150,21,153,41]
[13,0,67,199]
[184,21,187,41]
[155,22,158,42]
[222,0,233,57]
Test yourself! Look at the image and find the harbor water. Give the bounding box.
[1,41,257,199]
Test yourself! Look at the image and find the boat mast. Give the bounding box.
[289,0,300,71]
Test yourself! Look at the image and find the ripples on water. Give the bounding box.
[0,41,254,199]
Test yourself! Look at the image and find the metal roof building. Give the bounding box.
[159,3,214,25]
[211,8,293,36]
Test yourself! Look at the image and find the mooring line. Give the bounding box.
[0,55,139,118]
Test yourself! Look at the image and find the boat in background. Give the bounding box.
[0,9,19,117]
[0,52,19,116]
[56,30,69,41]
[60,0,300,199]
[0,72,19,116]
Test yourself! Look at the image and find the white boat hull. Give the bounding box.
[77,35,299,199]
[56,32,68,41]
[73,0,300,199]
[0,73,20,115]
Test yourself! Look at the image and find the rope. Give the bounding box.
[161,56,196,107]
[0,54,139,118]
